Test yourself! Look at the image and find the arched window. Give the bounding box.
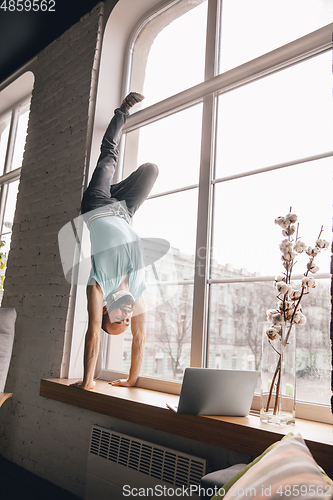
[0,73,33,302]
[69,0,333,422]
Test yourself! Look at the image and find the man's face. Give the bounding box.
[102,304,133,335]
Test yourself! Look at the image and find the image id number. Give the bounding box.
[277,484,332,497]
[0,0,55,11]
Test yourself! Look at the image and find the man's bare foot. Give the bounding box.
[70,380,96,390]
[109,378,135,387]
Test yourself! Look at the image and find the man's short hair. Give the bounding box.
[101,291,135,334]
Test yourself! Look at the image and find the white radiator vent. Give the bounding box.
[89,426,206,488]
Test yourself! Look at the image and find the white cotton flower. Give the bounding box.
[302,276,316,289]
[307,262,319,274]
[276,282,292,295]
[293,240,307,253]
[267,309,283,325]
[278,300,295,320]
[284,308,295,321]
[266,309,279,322]
[289,289,302,301]
[266,326,281,340]
[306,246,319,257]
[281,250,297,263]
[274,216,289,228]
[293,312,307,325]
[284,300,294,311]
[285,213,298,224]
[279,239,293,252]
[271,312,284,325]
[274,274,286,283]
[277,299,293,311]
[282,225,296,237]
[316,239,330,249]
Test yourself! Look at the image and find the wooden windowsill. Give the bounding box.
[40,378,333,478]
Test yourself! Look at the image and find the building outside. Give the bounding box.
[107,244,331,404]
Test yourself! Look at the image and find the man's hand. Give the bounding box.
[108,378,135,387]
[70,380,96,390]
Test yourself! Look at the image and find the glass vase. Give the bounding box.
[260,322,296,425]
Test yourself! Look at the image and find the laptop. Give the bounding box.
[167,368,259,416]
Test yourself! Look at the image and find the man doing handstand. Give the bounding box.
[75,92,158,390]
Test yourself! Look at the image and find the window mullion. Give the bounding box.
[189,0,220,368]
[122,23,333,134]
[190,96,215,367]
[0,167,22,185]
[205,0,221,79]
[3,107,19,175]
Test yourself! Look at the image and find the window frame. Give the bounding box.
[67,0,333,423]
[0,95,31,299]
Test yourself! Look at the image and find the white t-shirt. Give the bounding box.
[88,214,146,303]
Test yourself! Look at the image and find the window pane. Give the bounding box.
[215,51,333,178]
[132,191,197,381]
[219,0,333,73]
[131,0,207,108]
[0,112,11,176]
[132,189,198,278]
[211,158,332,278]
[0,180,19,300]
[124,105,202,195]
[11,101,30,171]
[103,189,198,382]
[1,179,20,237]
[104,284,193,382]
[295,279,331,405]
[207,279,331,406]
[208,282,275,372]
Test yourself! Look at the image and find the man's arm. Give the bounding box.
[110,294,146,387]
[72,283,104,390]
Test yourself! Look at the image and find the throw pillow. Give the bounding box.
[210,433,295,500]
[216,434,332,500]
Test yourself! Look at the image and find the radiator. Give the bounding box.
[86,426,206,500]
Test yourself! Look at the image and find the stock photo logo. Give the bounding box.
[58,206,175,311]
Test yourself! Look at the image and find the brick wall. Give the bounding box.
[0,4,108,497]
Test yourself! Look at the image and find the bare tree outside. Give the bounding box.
[154,298,192,378]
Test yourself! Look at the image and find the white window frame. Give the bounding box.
[0,93,32,300]
[65,0,333,423]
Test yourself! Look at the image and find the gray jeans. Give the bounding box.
[81,107,158,218]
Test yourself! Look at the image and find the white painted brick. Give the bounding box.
[0,6,104,497]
